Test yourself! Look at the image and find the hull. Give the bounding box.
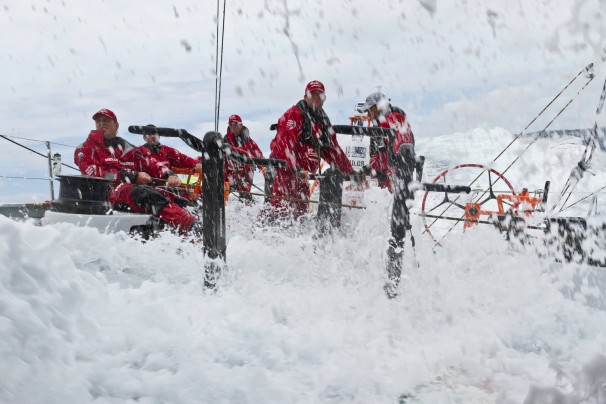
[543,215,606,267]
[42,210,161,236]
[39,174,161,237]
[0,203,50,220]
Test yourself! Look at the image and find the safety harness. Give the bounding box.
[296,100,333,150]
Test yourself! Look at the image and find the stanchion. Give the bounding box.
[264,165,275,205]
[45,141,55,201]
[202,131,226,289]
[316,168,344,235]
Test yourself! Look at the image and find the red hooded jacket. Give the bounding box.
[268,102,353,218]
[74,129,137,183]
[368,108,414,192]
[271,104,352,174]
[223,126,264,192]
[123,144,199,180]
[74,129,196,231]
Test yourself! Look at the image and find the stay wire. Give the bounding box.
[0,135,79,171]
[225,174,368,210]
[424,67,589,237]
[436,75,595,246]
[492,65,589,165]
[500,75,595,179]
[213,0,220,132]
[216,0,227,131]
[234,189,367,210]
[552,72,606,214]
[561,184,606,212]
[0,133,76,148]
[250,182,266,194]
[0,175,54,181]
[423,65,594,246]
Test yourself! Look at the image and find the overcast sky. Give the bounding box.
[1,0,605,201]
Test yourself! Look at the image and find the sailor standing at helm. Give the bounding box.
[360,92,415,193]
[268,80,359,219]
[359,93,416,298]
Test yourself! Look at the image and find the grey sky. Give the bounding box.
[1,0,605,202]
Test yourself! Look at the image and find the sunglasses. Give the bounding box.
[306,91,326,101]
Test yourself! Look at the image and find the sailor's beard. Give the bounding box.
[103,128,117,138]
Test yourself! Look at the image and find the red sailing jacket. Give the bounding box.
[123,144,199,179]
[368,109,415,192]
[270,104,353,174]
[74,129,197,231]
[382,109,414,154]
[223,127,264,191]
[74,129,137,183]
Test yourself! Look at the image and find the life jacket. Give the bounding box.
[369,104,413,156]
[102,135,136,155]
[370,104,406,127]
[143,143,163,154]
[228,127,251,148]
[295,100,332,150]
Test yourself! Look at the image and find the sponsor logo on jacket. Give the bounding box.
[102,157,134,167]
[306,148,319,164]
[286,120,297,130]
[103,157,120,165]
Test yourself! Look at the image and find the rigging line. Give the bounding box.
[0,135,79,171]
[560,185,606,212]
[553,177,579,214]
[239,190,367,210]
[0,175,53,181]
[216,0,227,132]
[541,189,606,195]
[423,67,590,236]
[0,134,76,148]
[213,0,221,132]
[420,212,544,230]
[474,69,593,193]
[491,65,589,165]
[501,76,594,178]
[552,74,606,214]
[466,188,605,195]
[250,182,266,194]
[431,74,595,245]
